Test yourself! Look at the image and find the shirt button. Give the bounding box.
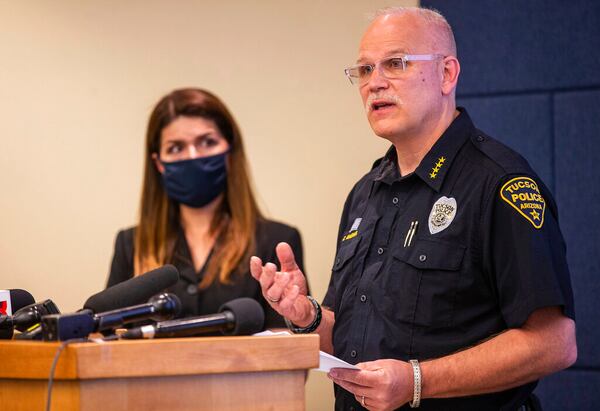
[477,135,485,142]
[377,247,384,255]
[419,254,427,262]
[336,257,341,265]
[350,350,357,358]
[187,284,198,295]
[360,294,367,302]
[392,197,399,205]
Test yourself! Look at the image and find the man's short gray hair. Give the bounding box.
[370,6,457,56]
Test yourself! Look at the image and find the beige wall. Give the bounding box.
[0,1,417,409]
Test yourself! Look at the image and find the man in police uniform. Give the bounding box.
[250,6,576,411]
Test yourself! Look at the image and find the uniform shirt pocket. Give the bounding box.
[330,236,362,314]
[333,236,361,271]
[387,238,466,328]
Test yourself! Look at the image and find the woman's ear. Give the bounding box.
[152,153,165,174]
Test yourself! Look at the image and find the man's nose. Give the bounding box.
[368,66,390,90]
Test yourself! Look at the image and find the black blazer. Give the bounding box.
[107,218,305,329]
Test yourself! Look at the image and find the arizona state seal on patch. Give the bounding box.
[500,176,546,229]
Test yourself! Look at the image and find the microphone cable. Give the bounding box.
[44,334,119,411]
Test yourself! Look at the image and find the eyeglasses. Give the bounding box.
[344,54,444,85]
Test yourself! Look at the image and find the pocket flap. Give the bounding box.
[332,237,361,271]
[393,238,465,271]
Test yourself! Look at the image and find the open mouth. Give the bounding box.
[371,101,395,111]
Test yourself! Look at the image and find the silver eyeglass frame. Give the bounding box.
[344,54,444,85]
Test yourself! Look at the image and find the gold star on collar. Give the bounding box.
[429,156,446,179]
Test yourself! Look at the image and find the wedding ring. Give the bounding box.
[266,295,281,303]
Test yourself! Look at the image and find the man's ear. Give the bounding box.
[152,153,165,174]
[441,56,460,96]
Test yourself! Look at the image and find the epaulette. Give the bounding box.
[469,131,532,176]
[470,131,558,222]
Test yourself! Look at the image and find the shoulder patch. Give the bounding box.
[500,176,546,229]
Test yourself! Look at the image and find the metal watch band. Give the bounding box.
[284,296,322,334]
[409,359,422,408]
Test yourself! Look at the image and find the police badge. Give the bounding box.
[428,196,457,234]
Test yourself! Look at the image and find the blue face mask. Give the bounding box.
[160,151,228,208]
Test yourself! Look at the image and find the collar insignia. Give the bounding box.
[429,156,446,179]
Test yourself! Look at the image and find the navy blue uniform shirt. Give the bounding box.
[323,108,575,411]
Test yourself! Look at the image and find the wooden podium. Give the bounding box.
[0,334,319,411]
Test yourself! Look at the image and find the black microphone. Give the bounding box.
[94,292,181,331]
[11,300,61,340]
[0,289,35,339]
[121,297,265,339]
[40,293,181,341]
[0,299,60,340]
[9,300,61,332]
[83,264,179,313]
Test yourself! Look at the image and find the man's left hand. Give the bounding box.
[328,359,414,411]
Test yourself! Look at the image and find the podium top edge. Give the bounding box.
[0,334,320,379]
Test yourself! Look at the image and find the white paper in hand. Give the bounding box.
[317,351,359,372]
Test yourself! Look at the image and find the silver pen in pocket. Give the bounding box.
[403,220,419,247]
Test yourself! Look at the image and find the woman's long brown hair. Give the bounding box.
[134,88,262,289]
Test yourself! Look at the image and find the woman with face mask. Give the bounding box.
[106,88,305,328]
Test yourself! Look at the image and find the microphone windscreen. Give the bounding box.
[83,265,179,313]
[219,297,265,335]
[10,289,36,312]
[0,289,34,339]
